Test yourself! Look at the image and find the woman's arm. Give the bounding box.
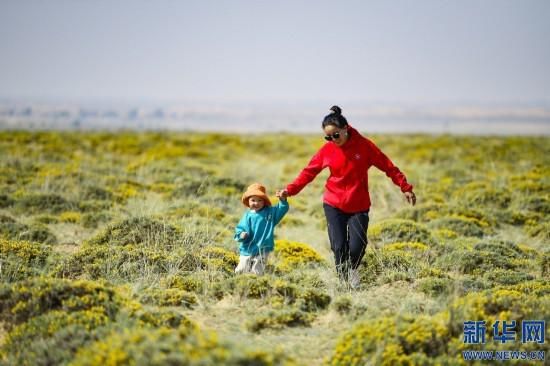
[367,139,414,193]
[286,150,325,196]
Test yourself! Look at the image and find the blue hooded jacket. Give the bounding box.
[234,200,289,256]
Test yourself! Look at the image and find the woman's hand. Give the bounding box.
[276,189,288,201]
[240,232,248,240]
[404,191,416,206]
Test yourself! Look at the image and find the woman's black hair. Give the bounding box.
[322,105,348,128]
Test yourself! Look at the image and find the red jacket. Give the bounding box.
[286,126,413,213]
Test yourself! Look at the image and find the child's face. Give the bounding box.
[248,196,265,211]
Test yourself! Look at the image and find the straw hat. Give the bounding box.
[241,183,272,207]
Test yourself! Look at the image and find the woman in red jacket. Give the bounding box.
[282,106,416,289]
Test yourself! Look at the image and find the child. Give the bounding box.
[234,183,289,275]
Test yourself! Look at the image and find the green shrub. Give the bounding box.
[295,288,331,312]
[59,211,81,223]
[273,239,325,272]
[428,215,491,237]
[521,196,550,215]
[162,274,205,294]
[0,238,52,282]
[395,203,444,222]
[542,251,550,278]
[33,214,59,224]
[483,269,535,286]
[201,246,239,274]
[0,214,57,244]
[55,216,212,281]
[455,182,512,209]
[0,277,122,327]
[455,275,491,294]
[16,193,76,214]
[77,199,112,212]
[220,274,331,311]
[87,216,182,248]
[368,219,433,245]
[438,239,533,275]
[416,277,454,297]
[80,211,111,228]
[139,288,197,308]
[332,295,353,315]
[330,282,550,366]
[360,249,421,285]
[55,243,199,282]
[81,185,114,201]
[224,274,272,299]
[248,308,314,332]
[0,193,14,208]
[69,325,295,366]
[136,308,196,329]
[1,309,111,366]
[526,221,550,240]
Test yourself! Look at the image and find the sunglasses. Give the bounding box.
[324,131,342,141]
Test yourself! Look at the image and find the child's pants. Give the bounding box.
[235,252,270,275]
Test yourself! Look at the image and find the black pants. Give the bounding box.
[323,203,369,277]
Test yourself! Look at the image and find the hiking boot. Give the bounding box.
[349,268,360,290]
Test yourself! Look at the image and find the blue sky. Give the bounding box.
[1,0,549,104]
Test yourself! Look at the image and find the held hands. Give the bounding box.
[275,189,288,201]
[239,232,248,240]
[404,191,416,206]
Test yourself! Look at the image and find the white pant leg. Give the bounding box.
[235,255,253,274]
[250,252,270,275]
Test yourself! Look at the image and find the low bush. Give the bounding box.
[436,239,534,275]
[0,193,14,208]
[0,214,57,244]
[69,325,294,366]
[0,277,123,327]
[136,308,196,329]
[428,215,491,238]
[201,246,239,274]
[330,282,550,365]
[15,193,76,214]
[483,269,535,286]
[526,221,550,240]
[162,274,205,294]
[139,288,198,308]
[220,274,331,311]
[59,211,82,224]
[273,240,325,273]
[87,216,183,248]
[81,185,114,201]
[55,243,199,282]
[0,238,52,282]
[248,307,315,332]
[416,277,454,297]
[520,196,550,215]
[332,295,353,315]
[360,248,423,286]
[80,211,111,228]
[367,219,433,245]
[0,309,111,366]
[454,182,512,209]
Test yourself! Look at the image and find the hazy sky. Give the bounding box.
[1,0,549,104]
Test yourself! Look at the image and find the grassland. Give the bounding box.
[0,130,548,365]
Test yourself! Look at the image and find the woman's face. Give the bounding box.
[323,125,349,146]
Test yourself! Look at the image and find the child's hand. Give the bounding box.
[276,189,288,201]
[240,232,248,240]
